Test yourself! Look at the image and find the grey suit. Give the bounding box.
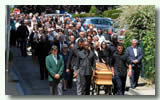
[67,45,83,70]
[76,50,96,75]
[126,46,143,88]
[75,50,96,95]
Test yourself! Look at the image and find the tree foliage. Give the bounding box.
[72,13,96,18]
[73,7,121,19]
[118,6,155,82]
[89,5,98,15]
[103,9,122,19]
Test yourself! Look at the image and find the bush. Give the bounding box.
[72,8,122,19]
[10,8,14,13]
[121,6,155,82]
[72,13,96,18]
[103,9,122,19]
[73,6,122,19]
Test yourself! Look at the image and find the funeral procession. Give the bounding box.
[6,5,155,95]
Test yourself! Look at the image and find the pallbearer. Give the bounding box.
[75,41,96,95]
[111,43,132,95]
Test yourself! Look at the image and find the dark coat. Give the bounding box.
[66,45,83,70]
[99,47,111,65]
[111,51,130,77]
[37,38,51,59]
[17,24,29,41]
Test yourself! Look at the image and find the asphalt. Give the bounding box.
[6,47,77,95]
[6,47,155,96]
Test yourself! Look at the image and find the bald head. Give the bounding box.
[83,41,89,50]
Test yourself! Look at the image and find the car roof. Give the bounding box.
[81,17,112,21]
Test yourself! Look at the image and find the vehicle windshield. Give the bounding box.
[82,19,86,24]
[90,18,112,26]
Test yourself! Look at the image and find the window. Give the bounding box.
[97,19,103,24]
[91,19,98,24]
[82,19,86,24]
[103,19,112,25]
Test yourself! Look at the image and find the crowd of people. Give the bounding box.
[9,12,143,95]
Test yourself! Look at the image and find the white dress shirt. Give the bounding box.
[52,54,57,65]
[133,48,137,57]
[94,50,99,63]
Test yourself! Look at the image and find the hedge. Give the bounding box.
[72,9,122,19]
[102,9,122,19]
[72,13,96,18]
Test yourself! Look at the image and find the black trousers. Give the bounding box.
[38,57,48,80]
[84,75,92,95]
[20,40,27,57]
[67,69,74,88]
[130,66,141,88]
[10,30,17,46]
[114,75,127,95]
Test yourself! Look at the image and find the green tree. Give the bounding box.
[89,6,98,15]
[118,6,155,83]
[102,9,122,19]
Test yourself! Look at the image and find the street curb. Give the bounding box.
[128,88,141,95]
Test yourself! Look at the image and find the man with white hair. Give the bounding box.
[126,39,143,89]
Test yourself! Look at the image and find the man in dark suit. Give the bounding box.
[54,34,68,54]
[17,20,29,57]
[126,39,143,89]
[66,38,84,89]
[37,35,51,80]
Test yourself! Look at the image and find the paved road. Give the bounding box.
[8,47,77,95]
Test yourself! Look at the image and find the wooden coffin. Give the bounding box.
[94,63,112,85]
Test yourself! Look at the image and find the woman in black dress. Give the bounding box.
[99,41,111,65]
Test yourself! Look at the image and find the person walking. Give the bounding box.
[17,20,29,57]
[111,43,132,95]
[126,39,143,89]
[74,41,96,95]
[66,38,84,89]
